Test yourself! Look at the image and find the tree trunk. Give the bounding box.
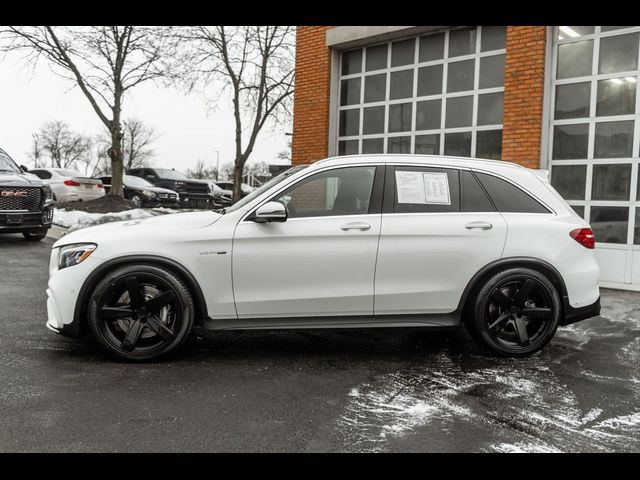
[232,159,244,203]
[109,123,125,197]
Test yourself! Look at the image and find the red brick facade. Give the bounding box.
[291,26,334,166]
[292,26,548,169]
[501,26,547,168]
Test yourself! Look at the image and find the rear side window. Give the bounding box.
[461,170,494,212]
[31,170,52,180]
[475,172,550,213]
[392,166,460,213]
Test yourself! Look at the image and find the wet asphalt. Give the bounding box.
[0,233,639,452]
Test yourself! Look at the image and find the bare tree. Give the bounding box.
[122,118,157,171]
[186,158,217,180]
[1,26,174,196]
[34,120,92,170]
[276,140,292,163]
[176,26,295,202]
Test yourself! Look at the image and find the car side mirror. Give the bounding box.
[20,165,29,172]
[252,201,287,223]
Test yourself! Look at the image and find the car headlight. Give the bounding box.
[142,190,157,198]
[43,185,53,202]
[58,243,97,270]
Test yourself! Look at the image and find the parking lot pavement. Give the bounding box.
[1,233,639,452]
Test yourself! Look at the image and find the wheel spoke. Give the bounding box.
[99,306,134,320]
[490,289,511,309]
[488,312,511,332]
[512,317,530,345]
[145,291,176,314]
[513,279,535,307]
[125,276,145,308]
[522,307,552,320]
[145,315,174,341]
[122,319,145,351]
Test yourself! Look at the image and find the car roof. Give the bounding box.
[312,154,527,173]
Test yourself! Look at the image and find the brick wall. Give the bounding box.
[501,26,548,168]
[292,26,549,169]
[291,26,334,166]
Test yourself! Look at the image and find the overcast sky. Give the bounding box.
[0,53,291,172]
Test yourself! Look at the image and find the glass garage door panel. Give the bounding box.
[337,26,506,159]
[550,26,640,288]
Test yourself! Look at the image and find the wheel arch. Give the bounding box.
[72,255,209,336]
[458,257,568,318]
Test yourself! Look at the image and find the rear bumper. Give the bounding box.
[561,296,601,326]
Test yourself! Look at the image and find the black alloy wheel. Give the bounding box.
[467,268,561,357]
[88,264,194,361]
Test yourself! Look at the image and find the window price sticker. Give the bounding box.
[396,170,451,205]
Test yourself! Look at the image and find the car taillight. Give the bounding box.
[97,183,104,189]
[63,179,81,187]
[570,228,595,249]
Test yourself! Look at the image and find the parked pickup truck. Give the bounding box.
[0,148,54,241]
[127,167,212,209]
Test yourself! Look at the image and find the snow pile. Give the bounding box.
[53,208,159,232]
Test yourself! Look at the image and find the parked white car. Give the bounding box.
[45,155,601,361]
[29,168,105,202]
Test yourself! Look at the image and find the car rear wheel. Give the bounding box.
[22,229,48,241]
[466,268,560,357]
[87,264,194,362]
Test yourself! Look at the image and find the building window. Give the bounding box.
[549,26,640,246]
[336,26,506,159]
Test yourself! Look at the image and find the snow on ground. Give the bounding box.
[53,207,181,232]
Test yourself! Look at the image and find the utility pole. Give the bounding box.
[215,150,220,181]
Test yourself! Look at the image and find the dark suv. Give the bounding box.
[0,148,54,241]
[127,168,211,209]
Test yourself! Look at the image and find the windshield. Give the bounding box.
[124,175,154,188]
[0,149,20,173]
[225,165,308,213]
[154,169,188,180]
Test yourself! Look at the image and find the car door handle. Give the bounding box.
[465,221,493,230]
[340,222,371,231]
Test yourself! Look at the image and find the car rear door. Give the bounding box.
[232,164,384,318]
[374,164,507,315]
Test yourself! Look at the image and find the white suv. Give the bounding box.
[45,155,601,361]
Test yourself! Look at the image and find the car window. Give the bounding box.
[392,166,460,213]
[461,170,495,212]
[475,172,550,214]
[31,170,52,180]
[0,149,20,173]
[124,175,153,188]
[274,166,376,218]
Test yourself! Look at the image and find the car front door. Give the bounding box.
[232,165,384,318]
[374,165,508,315]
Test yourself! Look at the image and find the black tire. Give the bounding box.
[130,193,144,208]
[22,229,48,241]
[87,264,194,362]
[466,268,561,357]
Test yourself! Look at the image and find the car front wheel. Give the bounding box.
[22,229,48,241]
[466,268,561,357]
[87,264,194,362]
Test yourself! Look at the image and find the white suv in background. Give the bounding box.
[45,155,600,361]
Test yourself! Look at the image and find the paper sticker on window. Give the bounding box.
[396,170,451,205]
[395,171,427,204]
[423,172,450,205]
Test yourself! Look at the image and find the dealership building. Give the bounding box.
[291,26,640,291]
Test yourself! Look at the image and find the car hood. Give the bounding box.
[139,185,178,195]
[0,171,43,187]
[53,211,222,248]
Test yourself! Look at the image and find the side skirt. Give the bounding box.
[203,312,461,331]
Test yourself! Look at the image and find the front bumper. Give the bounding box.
[0,205,53,233]
[561,296,601,326]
